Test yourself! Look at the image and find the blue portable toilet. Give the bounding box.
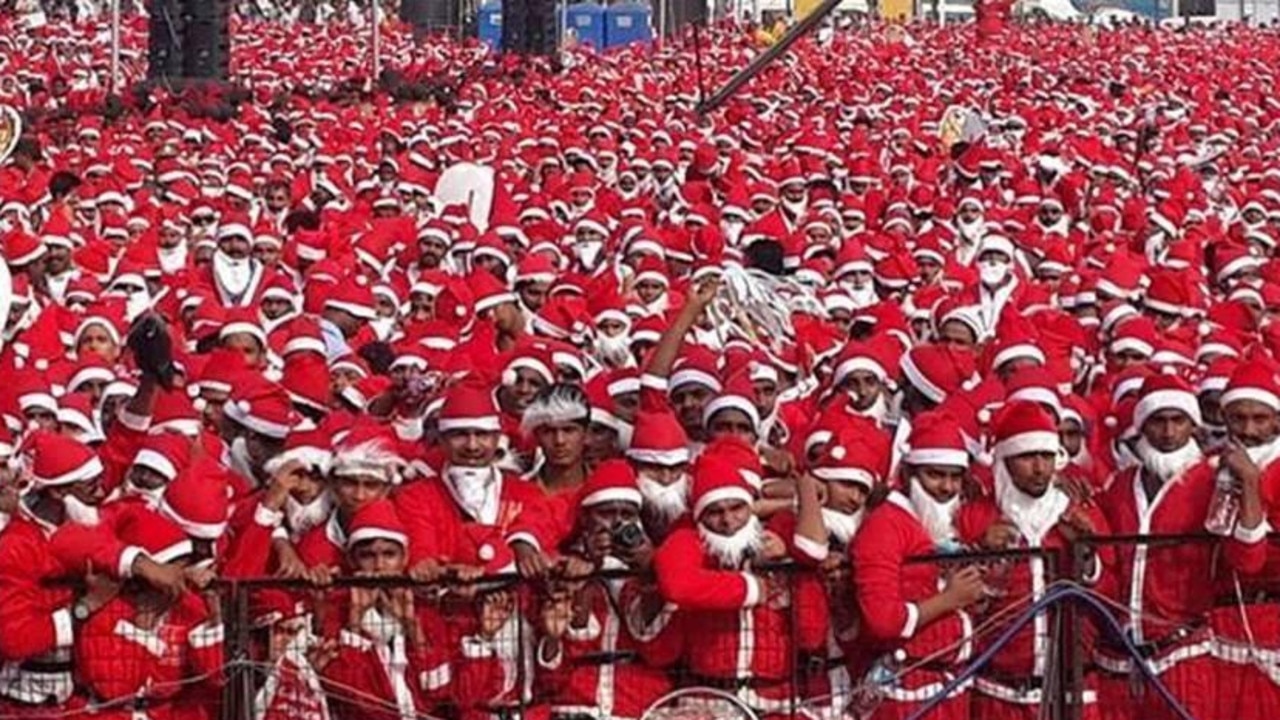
[565,2,606,50]
[604,2,652,48]
[478,0,503,49]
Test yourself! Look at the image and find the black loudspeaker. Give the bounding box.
[180,0,231,80]
[666,0,708,35]
[502,0,531,53]
[147,0,185,81]
[527,0,559,55]
[402,0,461,33]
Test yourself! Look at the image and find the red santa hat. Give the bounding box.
[1221,361,1280,413]
[222,375,299,439]
[701,372,760,434]
[26,431,103,486]
[159,457,230,539]
[579,459,643,509]
[690,447,757,519]
[437,379,503,434]
[899,345,979,404]
[116,510,194,564]
[346,499,408,550]
[131,433,193,483]
[670,347,723,394]
[812,433,883,489]
[324,275,379,321]
[902,411,970,468]
[1133,374,1202,430]
[989,401,1060,460]
[626,408,690,466]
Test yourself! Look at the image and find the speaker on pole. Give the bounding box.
[147,0,185,82]
[502,0,532,52]
[180,0,231,81]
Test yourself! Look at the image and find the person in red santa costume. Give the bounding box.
[74,509,225,720]
[1210,361,1280,720]
[0,431,187,718]
[533,459,674,720]
[851,411,986,720]
[393,377,546,719]
[953,401,1112,720]
[1095,374,1222,720]
[786,429,889,715]
[652,442,827,717]
[202,216,267,308]
[315,499,452,720]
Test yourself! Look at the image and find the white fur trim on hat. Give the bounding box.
[702,395,760,432]
[159,498,227,540]
[581,486,643,508]
[833,357,888,388]
[992,344,1046,371]
[34,455,104,487]
[324,299,379,321]
[693,486,754,519]
[222,399,293,439]
[347,527,408,549]
[1221,387,1280,413]
[133,449,178,481]
[1110,337,1154,358]
[994,431,1060,459]
[902,447,969,469]
[1133,388,1202,430]
[669,368,722,393]
[900,354,947,404]
[437,416,503,434]
[625,447,690,466]
[521,396,590,434]
[812,466,876,488]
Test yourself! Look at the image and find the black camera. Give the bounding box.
[611,522,646,551]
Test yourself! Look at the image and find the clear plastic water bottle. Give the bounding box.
[847,649,906,717]
[1205,466,1241,536]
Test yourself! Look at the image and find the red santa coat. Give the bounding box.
[653,526,827,712]
[75,592,224,720]
[320,610,452,720]
[954,497,1112,714]
[393,473,545,718]
[850,492,975,717]
[1096,463,1220,720]
[0,513,144,707]
[535,580,674,720]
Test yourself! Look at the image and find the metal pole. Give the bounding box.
[657,0,665,40]
[372,0,382,83]
[109,0,120,94]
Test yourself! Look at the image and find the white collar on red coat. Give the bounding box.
[886,490,917,518]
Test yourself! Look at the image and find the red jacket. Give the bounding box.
[851,492,974,664]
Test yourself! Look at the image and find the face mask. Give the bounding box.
[979,260,1011,288]
[63,494,101,526]
[213,249,255,296]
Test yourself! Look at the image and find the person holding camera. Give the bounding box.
[534,460,674,720]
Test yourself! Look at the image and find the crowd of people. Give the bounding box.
[2,7,1280,720]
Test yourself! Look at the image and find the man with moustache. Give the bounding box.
[955,401,1111,720]
[852,411,986,720]
[1210,361,1280,720]
[1097,374,1221,720]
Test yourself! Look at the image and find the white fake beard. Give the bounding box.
[594,332,635,369]
[851,392,889,426]
[822,506,864,546]
[908,478,960,545]
[721,220,745,246]
[698,514,763,569]
[979,261,1011,288]
[213,249,255,297]
[286,493,333,536]
[123,289,153,322]
[158,244,188,273]
[1243,435,1280,469]
[956,218,985,245]
[574,241,604,272]
[370,316,396,342]
[63,494,101,526]
[445,465,498,520]
[993,458,1069,545]
[124,480,165,509]
[638,472,689,524]
[781,198,808,219]
[840,281,878,309]
[1037,217,1070,236]
[1134,436,1202,483]
[361,607,402,645]
[229,436,259,485]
